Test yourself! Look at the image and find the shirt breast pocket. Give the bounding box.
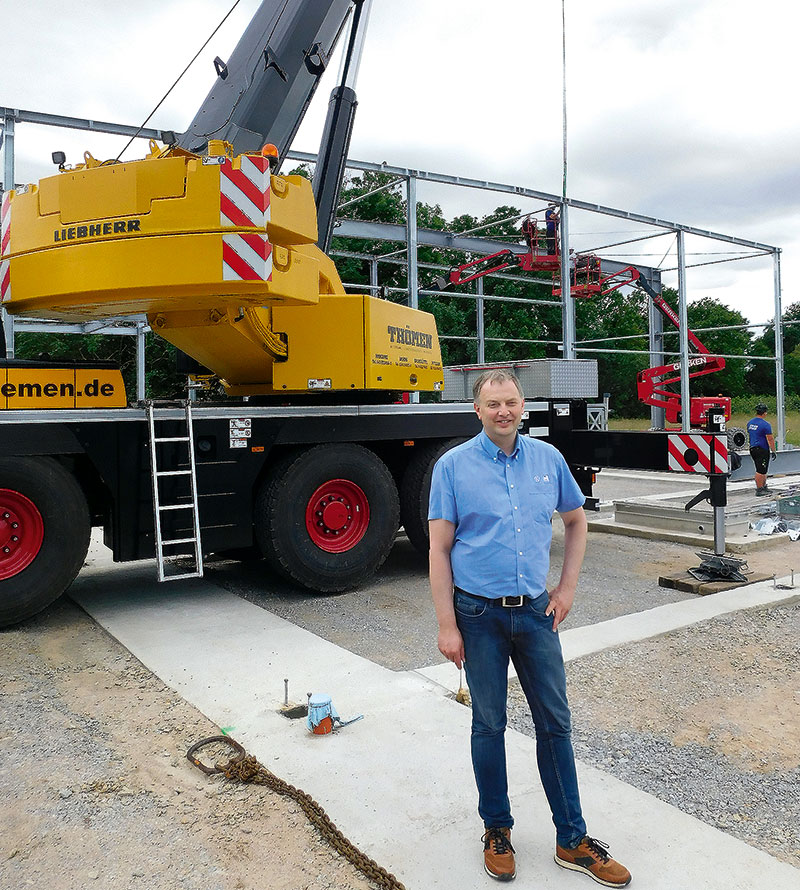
[521,475,558,516]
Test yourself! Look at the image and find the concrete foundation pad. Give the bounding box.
[587,515,788,552]
[69,560,799,890]
[589,472,800,552]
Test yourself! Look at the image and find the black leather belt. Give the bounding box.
[454,587,525,608]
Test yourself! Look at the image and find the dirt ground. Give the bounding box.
[3,531,800,888]
[0,600,376,890]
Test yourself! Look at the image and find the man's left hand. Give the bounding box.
[545,584,575,632]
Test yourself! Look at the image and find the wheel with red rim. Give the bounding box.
[256,444,399,591]
[0,489,45,580]
[305,479,371,553]
[0,457,90,628]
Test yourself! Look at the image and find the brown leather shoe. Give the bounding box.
[482,827,516,881]
[555,836,631,887]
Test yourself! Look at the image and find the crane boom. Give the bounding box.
[0,0,444,402]
[178,0,352,161]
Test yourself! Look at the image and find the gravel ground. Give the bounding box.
[0,600,376,890]
[507,600,800,868]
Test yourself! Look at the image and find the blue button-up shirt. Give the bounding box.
[428,430,585,598]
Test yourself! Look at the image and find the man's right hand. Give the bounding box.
[438,626,465,669]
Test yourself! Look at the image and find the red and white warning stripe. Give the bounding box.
[1,191,11,303]
[219,155,272,282]
[668,433,729,474]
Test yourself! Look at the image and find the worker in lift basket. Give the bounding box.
[545,207,559,256]
[747,403,777,496]
[428,368,631,886]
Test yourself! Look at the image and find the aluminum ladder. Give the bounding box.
[146,401,204,581]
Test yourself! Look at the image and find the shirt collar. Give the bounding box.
[479,429,520,462]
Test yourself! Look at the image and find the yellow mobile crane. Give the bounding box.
[0,0,461,627]
[0,0,735,628]
[4,137,441,399]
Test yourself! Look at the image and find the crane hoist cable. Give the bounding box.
[115,0,244,162]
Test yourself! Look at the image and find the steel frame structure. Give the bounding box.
[0,105,786,444]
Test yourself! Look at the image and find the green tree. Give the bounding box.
[575,286,649,416]
[684,296,752,397]
[746,300,800,394]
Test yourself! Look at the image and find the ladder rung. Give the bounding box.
[160,571,203,581]
[161,537,197,545]
[156,470,192,477]
[154,436,191,443]
[159,504,193,512]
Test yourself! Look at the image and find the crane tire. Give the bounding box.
[400,437,466,555]
[256,444,399,592]
[0,457,91,628]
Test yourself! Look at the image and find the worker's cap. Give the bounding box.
[756,403,768,413]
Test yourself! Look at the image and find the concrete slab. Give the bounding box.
[69,561,799,890]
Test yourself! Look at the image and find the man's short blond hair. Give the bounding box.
[472,369,524,404]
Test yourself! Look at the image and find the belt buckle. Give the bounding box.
[501,595,524,608]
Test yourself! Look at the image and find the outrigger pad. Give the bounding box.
[688,551,748,583]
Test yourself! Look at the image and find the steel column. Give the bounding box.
[407,175,418,309]
[136,323,146,402]
[1,308,12,358]
[559,203,575,358]
[773,250,785,449]
[476,276,485,363]
[1,112,14,191]
[369,257,378,295]
[1,113,14,358]
[407,174,419,402]
[676,230,690,432]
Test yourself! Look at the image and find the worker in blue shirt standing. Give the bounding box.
[428,369,630,886]
[747,403,776,496]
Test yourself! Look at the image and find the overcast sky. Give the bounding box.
[3,0,798,327]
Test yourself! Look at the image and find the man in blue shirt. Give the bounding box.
[429,369,630,886]
[747,403,776,496]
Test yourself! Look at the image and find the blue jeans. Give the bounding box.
[454,589,587,848]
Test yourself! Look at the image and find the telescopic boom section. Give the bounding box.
[178,0,353,160]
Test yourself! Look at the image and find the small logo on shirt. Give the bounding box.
[533,474,550,483]
[543,474,550,482]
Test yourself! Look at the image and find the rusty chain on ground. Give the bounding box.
[187,736,406,890]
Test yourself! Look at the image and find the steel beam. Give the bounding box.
[0,106,778,251]
[0,106,164,142]
[289,150,778,252]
